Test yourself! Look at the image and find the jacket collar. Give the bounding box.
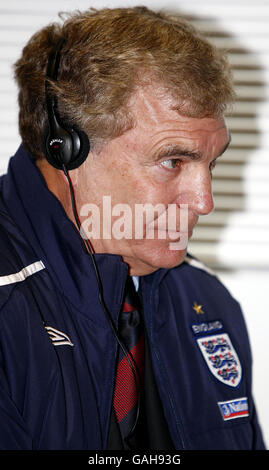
[2,145,169,323]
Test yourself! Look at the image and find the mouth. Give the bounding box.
[167,229,193,240]
[145,227,194,240]
[143,209,198,241]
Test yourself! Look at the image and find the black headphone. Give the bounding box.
[43,38,90,171]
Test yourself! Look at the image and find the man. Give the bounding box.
[0,6,265,449]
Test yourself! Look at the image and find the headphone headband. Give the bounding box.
[46,37,65,81]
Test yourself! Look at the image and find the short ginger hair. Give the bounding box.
[14,6,235,161]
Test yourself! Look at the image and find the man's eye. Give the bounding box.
[160,159,181,170]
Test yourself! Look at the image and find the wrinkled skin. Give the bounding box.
[38,85,230,276]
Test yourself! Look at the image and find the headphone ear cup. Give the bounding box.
[43,38,90,171]
[67,126,91,170]
[42,123,90,171]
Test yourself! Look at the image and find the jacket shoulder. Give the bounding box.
[0,201,45,310]
[184,254,217,277]
[180,254,243,314]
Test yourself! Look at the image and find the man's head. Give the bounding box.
[14,6,234,275]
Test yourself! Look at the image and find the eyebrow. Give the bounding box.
[154,132,232,162]
[154,145,202,161]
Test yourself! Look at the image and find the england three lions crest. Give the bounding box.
[197,333,242,387]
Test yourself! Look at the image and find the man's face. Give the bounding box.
[74,86,230,276]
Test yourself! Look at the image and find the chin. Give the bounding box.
[129,241,188,276]
[152,247,187,269]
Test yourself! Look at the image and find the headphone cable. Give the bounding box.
[62,163,142,444]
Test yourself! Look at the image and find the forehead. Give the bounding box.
[127,85,229,153]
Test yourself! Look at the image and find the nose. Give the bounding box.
[181,168,214,217]
[195,176,214,216]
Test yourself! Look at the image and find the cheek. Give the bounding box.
[98,161,130,198]
[130,175,168,206]
[97,163,143,207]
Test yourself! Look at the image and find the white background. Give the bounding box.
[0,0,268,448]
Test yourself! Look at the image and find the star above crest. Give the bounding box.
[193,301,204,314]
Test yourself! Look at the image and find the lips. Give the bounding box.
[145,210,198,239]
[165,229,193,240]
[145,227,193,240]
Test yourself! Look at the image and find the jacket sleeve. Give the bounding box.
[0,289,33,450]
[231,296,266,450]
[0,371,33,449]
[251,402,266,449]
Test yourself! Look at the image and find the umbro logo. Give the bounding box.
[45,326,74,347]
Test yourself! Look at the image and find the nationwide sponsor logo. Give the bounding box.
[45,326,74,347]
[218,397,249,421]
[197,333,242,387]
[191,320,224,336]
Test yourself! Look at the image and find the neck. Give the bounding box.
[36,159,78,225]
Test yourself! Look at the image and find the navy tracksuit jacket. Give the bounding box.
[0,145,265,449]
